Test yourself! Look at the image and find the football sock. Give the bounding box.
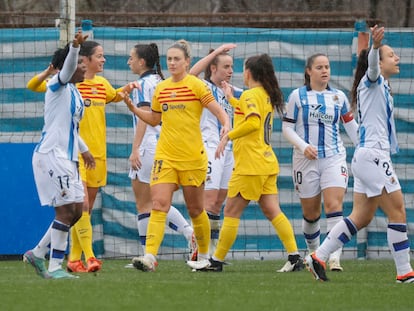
[208,213,221,240]
[302,215,320,253]
[272,213,298,254]
[167,205,194,242]
[73,211,95,260]
[326,211,344,260]
[388,223,413,276]
[69,226,82,261]
[48,220,70,272]
[190,209,210,259]
[145,209,167,257]
[137,213,150,253]
[208,212,220,255]
[213,216,240,262]
[316,217,357,262]
[33,223,52,258]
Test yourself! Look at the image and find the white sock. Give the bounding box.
[302,216,320,253]
[326,212,344,261]
[137,213,150,253]
[33,223,52,258]
[48,220,70,272]
[388,223,413,276]
[208,212,221,239]
[316,217,357,262]
[167,205,193,241]
[208,213,220,255]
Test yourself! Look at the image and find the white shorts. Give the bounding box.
[352,147,401,197]
[128,148,155,184]
[205,144,233,191]
[32,151,84,207]
[292,152,349,198]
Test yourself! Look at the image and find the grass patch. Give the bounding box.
[0,259,412,311]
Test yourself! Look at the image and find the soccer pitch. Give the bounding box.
[0,259,412,311]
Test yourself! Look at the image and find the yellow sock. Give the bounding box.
[271,213,298,253]
[74,211,95,260]
[213,216,240,262]
[145,210,167,257]
[191,210,210,257]
[69,227,82,261]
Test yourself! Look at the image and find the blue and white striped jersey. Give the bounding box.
[35,45,84,162]
[131,70,162,150]
[357,74,398,154]
[284,85,351,158]
[200,79,242,150]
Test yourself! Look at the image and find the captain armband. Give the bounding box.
[341,111,354,123]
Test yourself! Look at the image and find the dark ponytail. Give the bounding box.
[245,54,284,116]
[133,43,165,80]
[350,49,369,111]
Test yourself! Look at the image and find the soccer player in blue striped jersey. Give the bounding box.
[189,43,243,256]
[126,43,198,266]
[283,53,358,272]
[305,25,414,283]
[23,31,95,279]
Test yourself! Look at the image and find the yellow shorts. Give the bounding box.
[228,174,278,201]
[78,157,107,188]
[150,158,207,187]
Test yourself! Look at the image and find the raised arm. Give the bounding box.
[59,31,87,84]
[189,43,236,77]
[367,25,384,81]
[26,64,58,92]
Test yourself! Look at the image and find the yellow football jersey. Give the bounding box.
[231,86,279,175]
[76,75,121,160]
[152,74,215,164]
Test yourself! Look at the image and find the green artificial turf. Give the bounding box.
[0,259,412,311]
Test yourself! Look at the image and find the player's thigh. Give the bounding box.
[352,148,401,197]
[292,154,320,198]
[129,148,154,184]
[320,153,348,190]
[80,157,107,188]
[33,151,84,207]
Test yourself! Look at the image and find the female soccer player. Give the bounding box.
[122,39,230,271]
[187,54,303,272]
[126,42,198,263]
[305,25,414,283]
[23,31,94,279]
[282,53,358,271]
[189,43,242,256]
[27,41,138,273]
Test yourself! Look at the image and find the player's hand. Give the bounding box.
[221,80,234,102]
[46,63,59,76]
[73,30,88,47]
[303,145,318,160]
[119,91,135,112]
[370,25,384,49]
[81,150,96,170]
[123,81,141,94]
[215,134,229,159]
[219,43,237,53]
[129,149,142,170]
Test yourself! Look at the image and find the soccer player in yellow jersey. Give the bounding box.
[27,41,137,273]
[187,54,304,272]
[122,39,230,271]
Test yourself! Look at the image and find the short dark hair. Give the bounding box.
[50,43,70,70]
